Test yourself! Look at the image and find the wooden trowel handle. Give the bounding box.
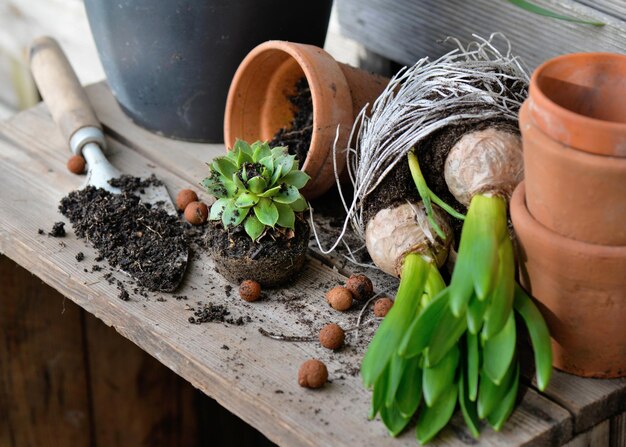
[30,36,102,150]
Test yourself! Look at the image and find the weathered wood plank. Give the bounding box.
[563,420,610,447]
[532,370,626,434]
[84,313,202,447]
[0,255,92,447]
[336,0,626,70]
[0,94,574,445]
[610,411,626,447]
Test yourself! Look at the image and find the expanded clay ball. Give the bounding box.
[239,279,261,302]
[176,189,198,212]
[184,201,208,225]
[298,359,328,389]
[67,155,86,174]
[319,323,345,350]
[345,274,373,301]
[374,297,394,318]
[325,286,353,312]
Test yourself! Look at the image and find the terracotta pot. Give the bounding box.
[526,52,626,157]
[511,182,626,378]
[224,41,388,199]
[520,102,626,246]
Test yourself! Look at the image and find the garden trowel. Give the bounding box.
[29,36,187,291]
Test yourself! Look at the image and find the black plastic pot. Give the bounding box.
[84,0,333,143]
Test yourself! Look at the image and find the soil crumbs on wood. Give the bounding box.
[59,175,187,292]
[270,77,313,165]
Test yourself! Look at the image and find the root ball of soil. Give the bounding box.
[176,189,198,212]
[67,155,86,174]
[298,359,328,389]
[239,280,261,302]
[206,217,310,288]
[345,274,373,301]
[325,286,353,312]
[319,323,345,350]
[374,297,394,318]
[184,201,208,225]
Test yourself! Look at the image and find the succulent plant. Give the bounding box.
[203,140,310,240]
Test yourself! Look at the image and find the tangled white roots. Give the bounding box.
[312,34,529,263]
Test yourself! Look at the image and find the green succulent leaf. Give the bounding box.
[275,202,295,229]
[281,170,310,189]
[202,177,228,198]
[233,139,254,156]
[254,198,279,227]
[270,165,283,186]
[232,173,246,192]
[252,141,272,161]
[222,199,248,227]
[257,186,281,198]
[259,155,274,174]
[275,154,296,176]
[235,193,259,208]
[248,176,268,194]
[212,157,238,179]
[291,195,309,212]
[209,197,230,221]
[244,215,265,241]
[273,185,300,204]
[271,146,288,158]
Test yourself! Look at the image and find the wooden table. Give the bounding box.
[0,82,624,447]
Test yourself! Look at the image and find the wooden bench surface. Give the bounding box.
[0,82,624,446]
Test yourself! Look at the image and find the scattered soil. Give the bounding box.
[270,77,313,165]
[206,215,310,287]
[49,222,66,237]
[59,176,188,292]
[75,252,84,262]
[188,302,251,326]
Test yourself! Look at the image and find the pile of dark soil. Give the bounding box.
[269,77,313,165]
[59,177,188,292]
[188,302,250,326]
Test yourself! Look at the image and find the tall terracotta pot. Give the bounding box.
[224,41,388,199]
[511,183,626,378]
[520,52,626,246]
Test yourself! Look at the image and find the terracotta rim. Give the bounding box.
[512,182,626,258]
[223,40,353,195]
[528,52,626,157]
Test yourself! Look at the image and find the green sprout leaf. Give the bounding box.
[253,142,272,161]
[257,185,281,198]
[507,0,604,26]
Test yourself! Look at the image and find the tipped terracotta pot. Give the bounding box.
[521,53,626,246]
[511,183,626,378]
[224,41,388,199]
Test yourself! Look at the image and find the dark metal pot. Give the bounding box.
[84,0,333,142]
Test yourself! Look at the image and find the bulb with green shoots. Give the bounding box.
[319,36,554,442]
[203,139,310,241]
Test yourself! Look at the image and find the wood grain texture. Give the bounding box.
[0,84,579,445]
[336,0,626,70]
[563,420,610,447]
[610,411,626,447]
[0,255,92,447]
[534,370,626,433]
